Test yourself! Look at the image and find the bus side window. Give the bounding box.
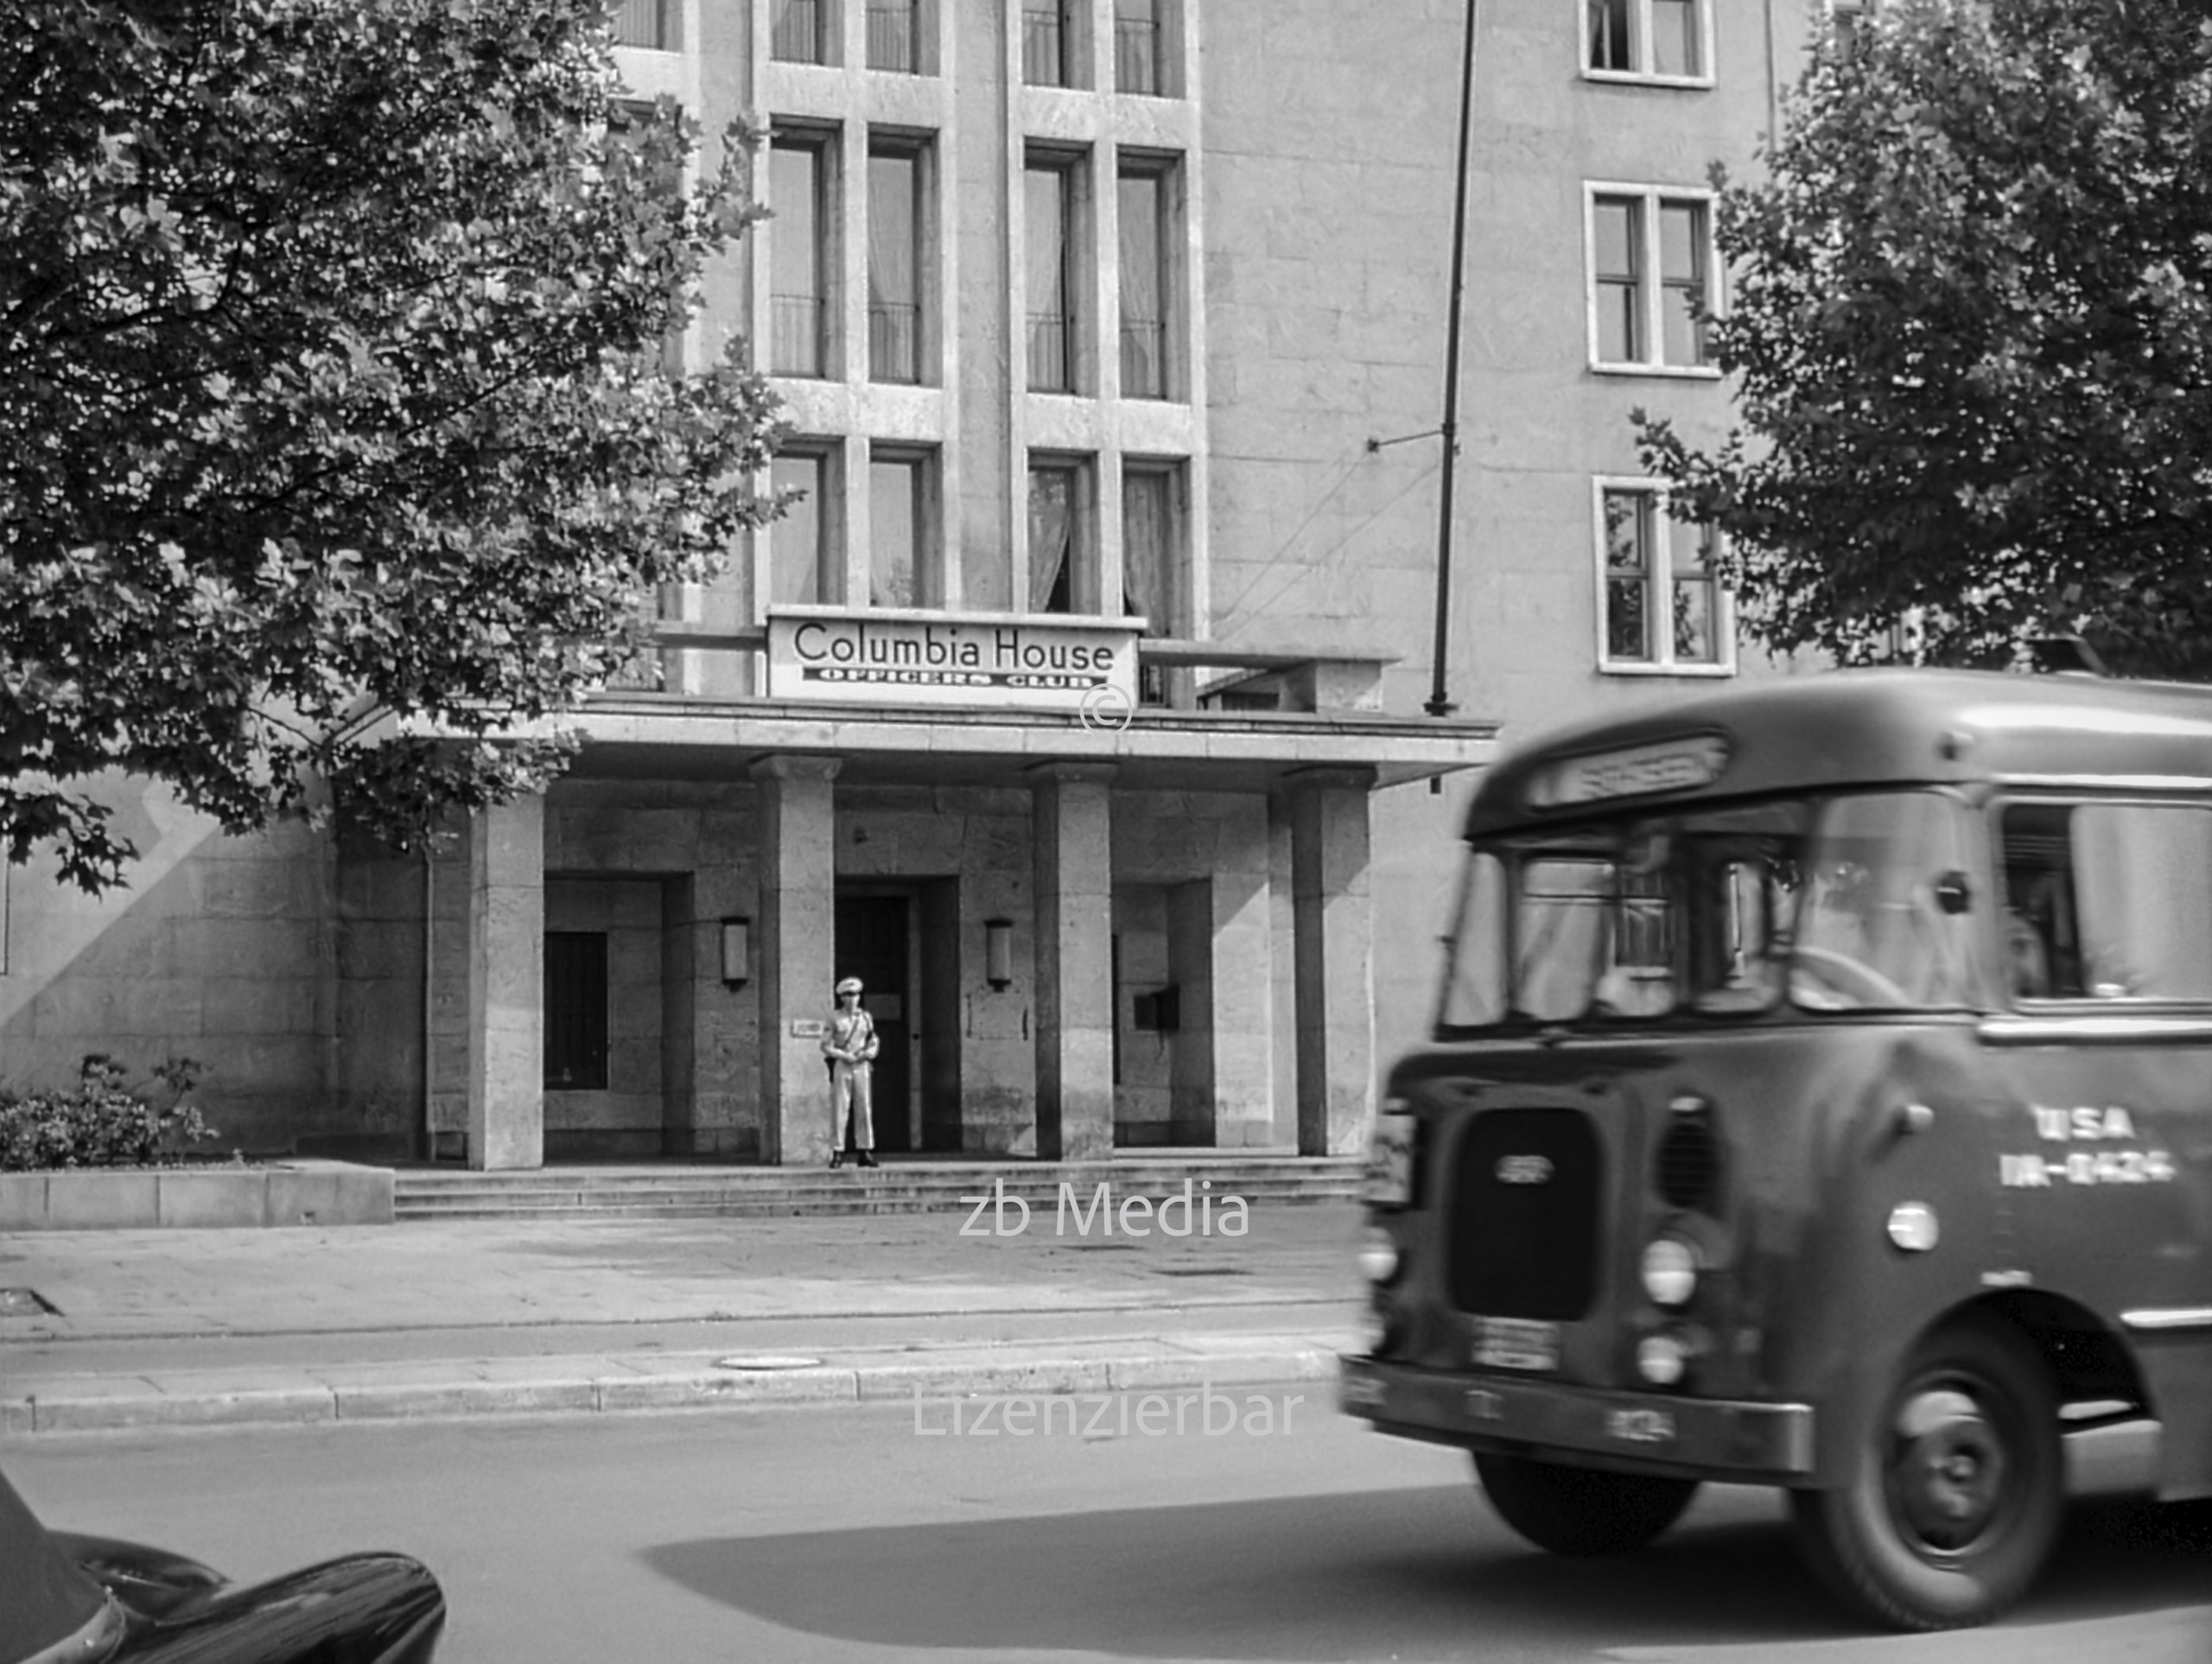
[2000,801,2212,1002]
[1999,803,2081,998]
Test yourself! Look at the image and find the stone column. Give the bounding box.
[1289,767,1376,1156]
[753,754,840,1165]
[466,794,544,1171]
[1031,763,1116,1160]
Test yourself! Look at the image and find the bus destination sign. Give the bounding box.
[1525,734,1730,810]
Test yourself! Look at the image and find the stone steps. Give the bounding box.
[393,1159,1363,1220]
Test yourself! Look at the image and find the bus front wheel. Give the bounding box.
[1790,1315,2061,1629]
[1472,1451,1698,1556]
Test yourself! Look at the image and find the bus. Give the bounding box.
[1339,667,2212,1630]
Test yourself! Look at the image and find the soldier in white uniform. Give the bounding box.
[823,975,879,1168]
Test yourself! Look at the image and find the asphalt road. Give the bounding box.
[5,1400,2206,1663]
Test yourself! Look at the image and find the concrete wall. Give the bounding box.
[0,779,343,1156]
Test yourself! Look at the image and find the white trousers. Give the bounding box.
[832,1062,874,1152]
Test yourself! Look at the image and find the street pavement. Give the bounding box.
[0,1195,1365,1437]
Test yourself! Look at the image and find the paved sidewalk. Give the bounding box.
[0,1198,1365,1436]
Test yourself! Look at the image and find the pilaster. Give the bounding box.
[753,754,841,1163]
[1289,766,1376,1155]
[1031,762,1116,1159]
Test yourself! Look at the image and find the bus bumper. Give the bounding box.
[1339,1355,1816,1482]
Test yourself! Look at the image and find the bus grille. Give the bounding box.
[1446,1108,1603,1320]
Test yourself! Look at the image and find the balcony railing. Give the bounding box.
[1027,310,1071,391]
[1115,16,1161,94]
[866,0,919,73]
[868,302,919,383]
[612,0,677,50]
[771,293,825,377]
[772,0,825,63]
[1022,6,1068,85]
[1120,319,1164,398]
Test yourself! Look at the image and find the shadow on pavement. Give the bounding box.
[643,1487,2210,1661]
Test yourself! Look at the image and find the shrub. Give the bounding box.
[0,1056,217,1172]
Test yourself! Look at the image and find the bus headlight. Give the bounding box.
[1356,1227,1402,1285]
[1886,1201,1940,1253]
[1639,1235,1699,1308]
[1636,1331,1689,1386]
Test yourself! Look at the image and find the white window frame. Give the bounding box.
[1580,0,1715,89]
[1584,182,1722,378]
[1592,478,1735,676]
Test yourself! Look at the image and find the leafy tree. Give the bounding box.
[2,0,781,892]
[1637,0,2212,676]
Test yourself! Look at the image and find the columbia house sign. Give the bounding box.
[766,607,1141,711]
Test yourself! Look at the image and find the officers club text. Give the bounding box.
[959,1178,1249,1237]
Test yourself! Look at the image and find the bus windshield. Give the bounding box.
[1440,791,1979,1028]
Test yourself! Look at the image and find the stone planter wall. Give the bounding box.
[0,1160,394,1231]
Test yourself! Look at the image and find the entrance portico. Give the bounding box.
[427,616,1494,1171]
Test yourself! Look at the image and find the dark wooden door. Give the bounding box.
[833,893,912,1153]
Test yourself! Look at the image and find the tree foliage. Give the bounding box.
[2,0,782,891]
[1637,0,2212,676]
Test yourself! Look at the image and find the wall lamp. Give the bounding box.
[985,918,1014,990]
[720,917,752,987]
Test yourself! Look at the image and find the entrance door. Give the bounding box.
[833,892,912,1153]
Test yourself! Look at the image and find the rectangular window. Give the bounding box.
[868,450,928,608]
[772,0,827,64]
[1117,165,1170,398]
[2000,803,2212,1002]
[544,933,609,1091]
[1026,155,1080,392]
[770,135,831,378]
[1029,454,1096,614]
[1115,0,1164,95]
[866,0,920,73]
[1122,460,1183,704]
[1585,0,1708,82]
[868,142,924,384]
[770,450,834,605]
[1023,0,1074,86]
[612,0,678,51]
[1597,481,1730,672]
[1588,186,1715,372]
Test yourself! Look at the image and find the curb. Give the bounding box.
[2,1335,1356,1436]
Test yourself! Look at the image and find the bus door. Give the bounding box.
[1988,795,2212,1496]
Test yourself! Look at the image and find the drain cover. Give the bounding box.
[713,1355,823,1371]
[1154,1267,1249,1278]
[0,1288,57,1316]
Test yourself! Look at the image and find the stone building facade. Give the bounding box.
[0,1,1840,1165]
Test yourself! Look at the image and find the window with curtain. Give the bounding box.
[870,453,924,608]
[613,0,677,50]
[1028,457,1092,614]
[1023,0,1071,86]
[770,453,829,605]
[1118,165,1168,398]
[772,0,826,64]
[1115,0,1163,94]
[1121,464,1177,632]
[1122,462,1179,701]
[1025,159,1076,392]
[770,137,829,377]
[868,144,921,384]
[867,0,919,73]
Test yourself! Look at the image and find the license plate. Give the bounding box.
[1361,1112,1416,1206]
[1473,1317,1559,1372]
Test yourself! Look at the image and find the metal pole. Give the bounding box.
[1426,0,1478,719]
